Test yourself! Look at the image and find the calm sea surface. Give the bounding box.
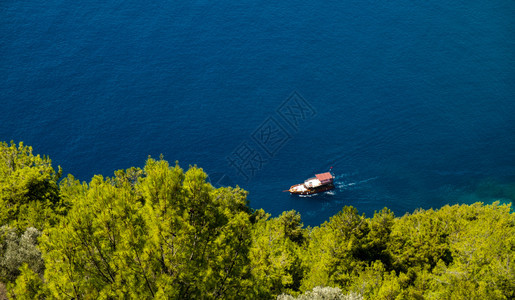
[2,0,514,225]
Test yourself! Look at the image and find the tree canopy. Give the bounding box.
[0,142,62,231]
[0,142,513,299]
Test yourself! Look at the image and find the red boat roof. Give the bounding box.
[315,172,333,181]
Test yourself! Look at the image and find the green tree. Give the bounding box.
[0,141,62,230]
[249,210,306,298]
[429,202,515,299]
[301,206,369,291]
[41,173,144,298]
[7,264,47,300]
[139,160,253,298]
[387,207,453,273]
[38,158,254,299]
[360,208,395,266]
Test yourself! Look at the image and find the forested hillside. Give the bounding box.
[1,142,514,299]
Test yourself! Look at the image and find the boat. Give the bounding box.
[288,172,335,195]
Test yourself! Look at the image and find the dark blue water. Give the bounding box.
[2,0,514,225]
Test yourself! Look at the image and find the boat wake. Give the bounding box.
[298,193,320,198]
[298,189,336,198]
[324,190,336,196]
[335,176,378,191]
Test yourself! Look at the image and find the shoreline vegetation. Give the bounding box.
[1,141,514,299]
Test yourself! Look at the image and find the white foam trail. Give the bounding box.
[336,176,378,191]
[299,193,318,198]
[357,176,378,184]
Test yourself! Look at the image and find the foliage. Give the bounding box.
[301,206,370,290]
[1,142,514,299]
[0,142,62,230]
[7,264,47,300]
[346,202,515,299]
[0,227,44,283]
[39,158,253,299]
[299,202,514,299]
[249,210,306,298]
[426,203,515,299]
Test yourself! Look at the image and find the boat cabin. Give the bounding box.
[316,172,334,184]
[303,172,334,188]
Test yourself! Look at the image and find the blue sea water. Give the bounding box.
[1,0,514,225]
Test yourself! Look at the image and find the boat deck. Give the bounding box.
[304,178,322,188]
[290,184,308,193]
